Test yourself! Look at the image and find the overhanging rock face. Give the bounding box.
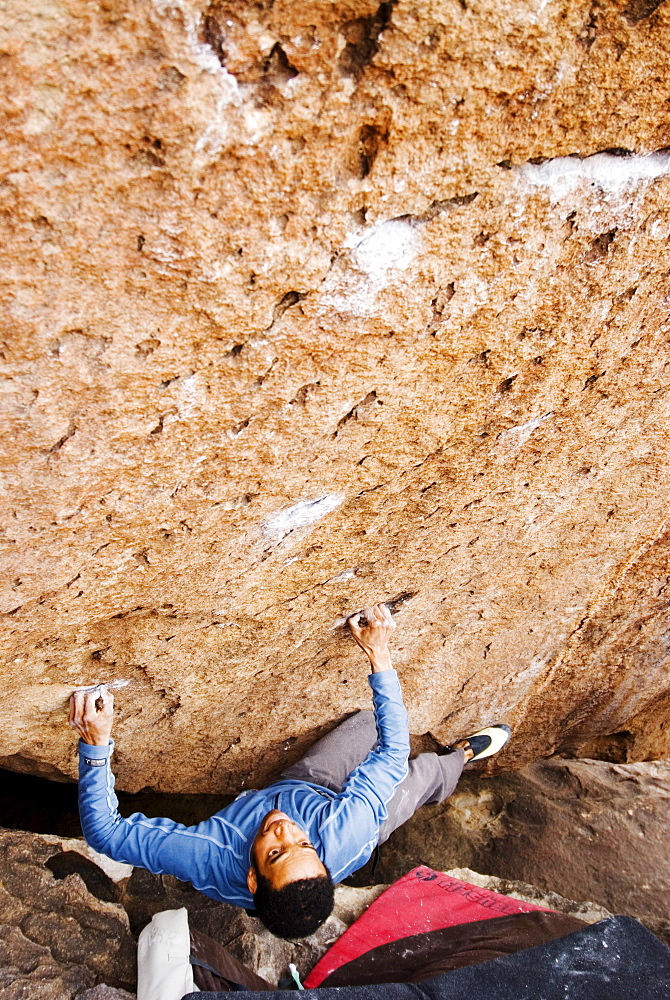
[2,0,670,792]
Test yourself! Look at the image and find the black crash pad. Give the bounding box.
[183,916,670,999]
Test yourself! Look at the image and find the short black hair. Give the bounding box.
[253,871,335,939]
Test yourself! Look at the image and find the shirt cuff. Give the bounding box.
[368,668,400,691]
[78,739,114,763]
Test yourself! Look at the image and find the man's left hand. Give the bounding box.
[348,603,396,672]
[69,686,114,746]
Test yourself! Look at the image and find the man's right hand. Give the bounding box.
[348,603,396,672]
[69,686,114,746]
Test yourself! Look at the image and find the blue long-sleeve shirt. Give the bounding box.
[78,670,409,909]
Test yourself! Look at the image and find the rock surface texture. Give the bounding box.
[2,0,670,791]
[370,757,670,945]
[0,826,619,996]
[0,829,136,999]
[0,825,384,994]
[480,758,670,946]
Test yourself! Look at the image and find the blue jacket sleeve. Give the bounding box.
[322,669,410,879]
[77,740,244,900]
[347,668,410,802]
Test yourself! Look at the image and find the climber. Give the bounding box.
[70,604,511,940]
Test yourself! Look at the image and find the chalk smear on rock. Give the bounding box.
[264,494,345,544]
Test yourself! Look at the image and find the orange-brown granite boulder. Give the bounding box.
[2,0,670,791]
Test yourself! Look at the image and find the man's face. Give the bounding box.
[247,810,327,893]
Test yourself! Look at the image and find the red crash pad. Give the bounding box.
[304,866,554,988]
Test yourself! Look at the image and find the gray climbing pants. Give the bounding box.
[280,710,465,846]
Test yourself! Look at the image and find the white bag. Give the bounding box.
[137,907,198,1000]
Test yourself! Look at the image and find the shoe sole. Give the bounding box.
[464,724,512,761]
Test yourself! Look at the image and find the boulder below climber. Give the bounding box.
[367,757,670,945]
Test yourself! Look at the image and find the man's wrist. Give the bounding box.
[78,738,112,753]
[368,651,392,672]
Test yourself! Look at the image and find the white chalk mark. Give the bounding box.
[517,152,670,202]
[330,569,356,582]
[322,220,420,317]
[354,219,419,277]
[150,0,240,157]
[497,412,553,450]
[510,655,548,685]
[264,494,345,544]
[175,373,202,419]
[332,599,397,629]
[74,679,131,693]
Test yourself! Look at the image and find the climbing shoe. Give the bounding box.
[445,724,512,761]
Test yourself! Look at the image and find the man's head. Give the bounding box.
[247,810,334,938]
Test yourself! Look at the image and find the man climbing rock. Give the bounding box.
[70,604,510,939]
